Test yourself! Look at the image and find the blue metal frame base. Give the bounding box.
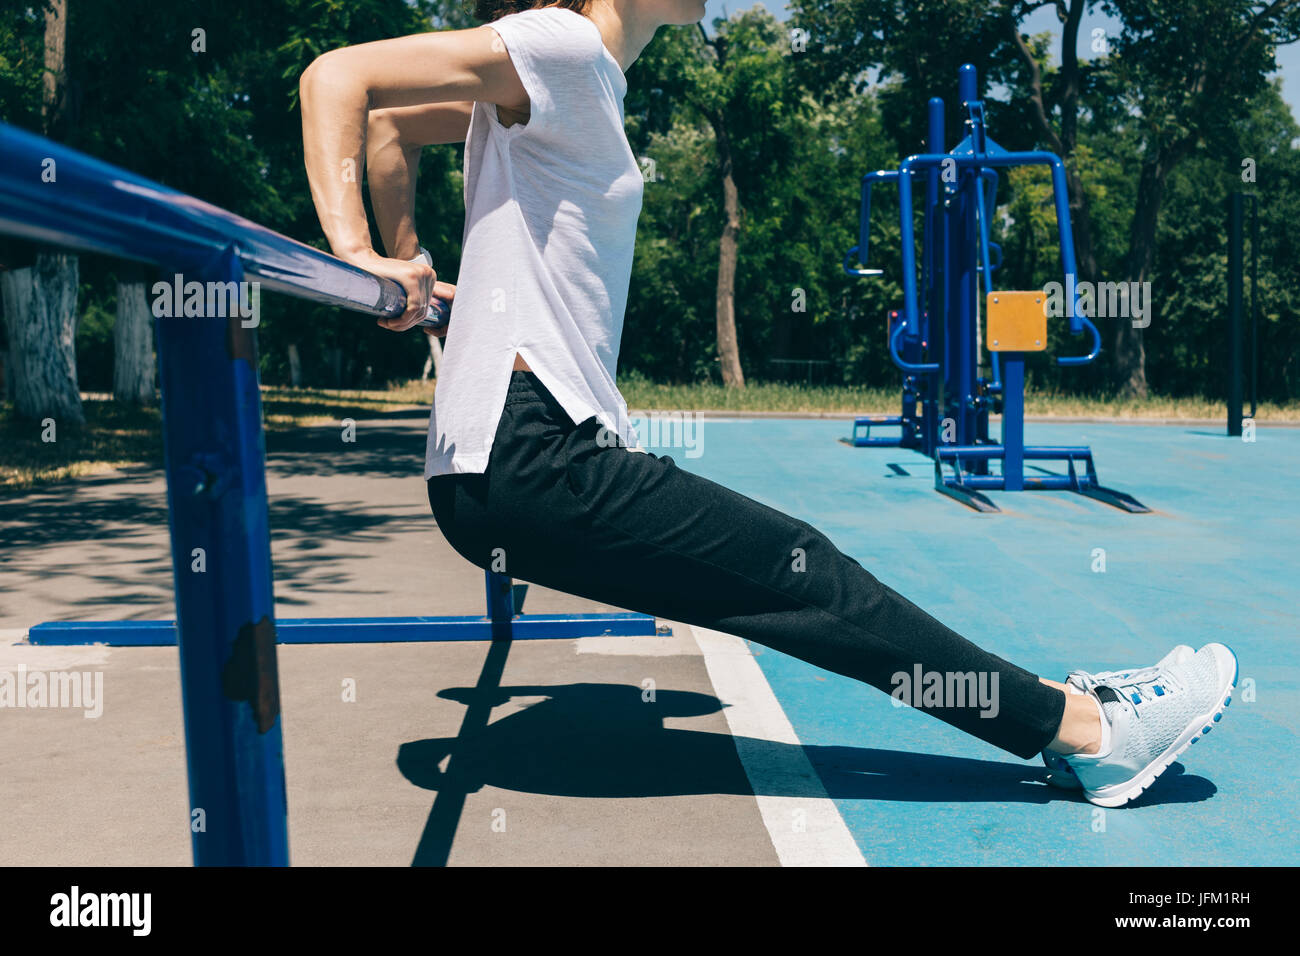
[28,613,659,646]
[934,445,1151,513]
[844,415,920,448]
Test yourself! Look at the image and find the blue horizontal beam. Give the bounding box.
[27,613,659,647]
[0,120,448,324]
[945,476,1085,490]
[937,445,1094,462]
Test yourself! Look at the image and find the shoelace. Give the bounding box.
[1066,663,1158,692]
[1069,665,1187,721]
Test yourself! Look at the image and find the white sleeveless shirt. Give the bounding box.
[425,6,645,477]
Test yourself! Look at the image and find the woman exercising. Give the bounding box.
[299,0,1235,809]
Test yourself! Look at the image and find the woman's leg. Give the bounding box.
[428,372,1067,760]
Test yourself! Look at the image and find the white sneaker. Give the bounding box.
[1055,643,1238,807]
[1041,645,1195,790]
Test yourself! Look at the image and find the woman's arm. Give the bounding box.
[366,102,473,261]
[299,27,527,330]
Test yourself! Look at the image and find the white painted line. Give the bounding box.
[689,625,866,867]
[573,626,700,657]
[0,639,111,669]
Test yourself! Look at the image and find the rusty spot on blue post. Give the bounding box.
[221,616,281,733]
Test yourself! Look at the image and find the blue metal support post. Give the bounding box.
[155,248,289,866]
[1001,355,1025,491]
[486,571,515,641]
[921,97,945,459]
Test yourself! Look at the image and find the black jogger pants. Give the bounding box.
[427,371,1066,759]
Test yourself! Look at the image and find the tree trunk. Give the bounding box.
[712,119,744,388]
[1115,157,1171,399]
[1055,2,1098,288]
[42,0,68,131]
[287,343,303,387]
[770,308,794,379]
[4,0,85,424]
[113,277,156,405]
[1066,167,1099,285]
[1112,317,1148,399]
[0,252,84,425]
[1008,1,1098,288]
[329,347,343,387]
[421,333,442,381]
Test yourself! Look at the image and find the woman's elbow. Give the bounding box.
[299,49,347,100]
[367,107,399,147]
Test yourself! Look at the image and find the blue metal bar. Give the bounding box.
[944,475,1088,490]
[958,63,978,107]
[973,166,997,285]
[1058,315,1103,367]
[956,172,978,447]
[1046,158,1083,337]
[154,243,288,866]
[895,166,940,373]
[976,168,1002,371]
[841,246,882,278]
[980,169,1000,224]
[922,97,946,458]
[348,606,603,644]
[27,613,659,646]
[922,99,943,318]
[486,570,515,641]
[0,121,449,327]
[852,415,908,447]
[1001,355,1025,490]
[859,170,898,270]
[982,241,1003,273]
[844,169,932,278]
[889,314,939,372]
[937,445,1095,461]
[971,161,1002,392]
[898,151,1082,172]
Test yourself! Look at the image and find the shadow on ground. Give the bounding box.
[264,422,429,480]
[0,424,438,619]
[397,679,1216,864]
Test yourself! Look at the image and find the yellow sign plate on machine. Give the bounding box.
[986,291,1048,352]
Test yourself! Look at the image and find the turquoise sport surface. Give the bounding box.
[648,418,1297,866]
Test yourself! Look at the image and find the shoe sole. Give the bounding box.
[1044,754,1082,790]
[1083,647,1238,808]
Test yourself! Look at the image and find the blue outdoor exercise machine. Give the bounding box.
[0,120,657,865]
[841,64,1148,514]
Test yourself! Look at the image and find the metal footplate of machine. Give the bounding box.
[847,412,920,448]
[934,445,1151,513]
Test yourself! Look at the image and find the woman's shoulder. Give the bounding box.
[490,5,605,61]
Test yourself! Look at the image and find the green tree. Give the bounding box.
[999,0,1111,290]
[1102,0,1300,397]
[629,8,813,387]
[1148,81,1299,400]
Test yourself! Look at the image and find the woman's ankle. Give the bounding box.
[1041,678,1103,755]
